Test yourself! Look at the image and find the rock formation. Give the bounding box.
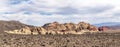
[5,26,47,35]
[98,26,109,31]
[5,21,99,35]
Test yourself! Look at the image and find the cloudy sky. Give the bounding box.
[0,0,120,26]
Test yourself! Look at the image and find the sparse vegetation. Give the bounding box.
[0,31,120,47]
[0,20,120,47]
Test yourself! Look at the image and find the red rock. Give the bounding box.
[98,26,109,31]
[88,25,98,31]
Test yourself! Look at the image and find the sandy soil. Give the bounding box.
[0,31,120,47]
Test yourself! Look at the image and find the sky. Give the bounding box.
[0,0,120,26]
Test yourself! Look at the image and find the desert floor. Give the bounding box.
[0,30,120,47]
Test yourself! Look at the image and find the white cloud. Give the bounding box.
[0,0,120,26]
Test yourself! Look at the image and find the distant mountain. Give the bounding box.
[107,25,120,30]
[0,20,33,32]
[94,22,120,30]
[94,22,120,27]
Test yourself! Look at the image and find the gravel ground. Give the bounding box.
[0,32,120,47]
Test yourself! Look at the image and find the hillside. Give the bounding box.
[0,20,32,32]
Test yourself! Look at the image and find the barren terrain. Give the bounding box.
[0,20,120,47]
[0,30,120,47]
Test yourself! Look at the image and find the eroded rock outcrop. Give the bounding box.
[5,26,47,35]
[5,22,99,35]
[42,21,98,35]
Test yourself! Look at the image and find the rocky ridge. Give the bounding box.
[5,21,98,35]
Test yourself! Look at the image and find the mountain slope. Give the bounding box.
[0,20,32,32]
[95,22,120,30]
[108,25,120,30]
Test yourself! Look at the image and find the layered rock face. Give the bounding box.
[5,22,98,35]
